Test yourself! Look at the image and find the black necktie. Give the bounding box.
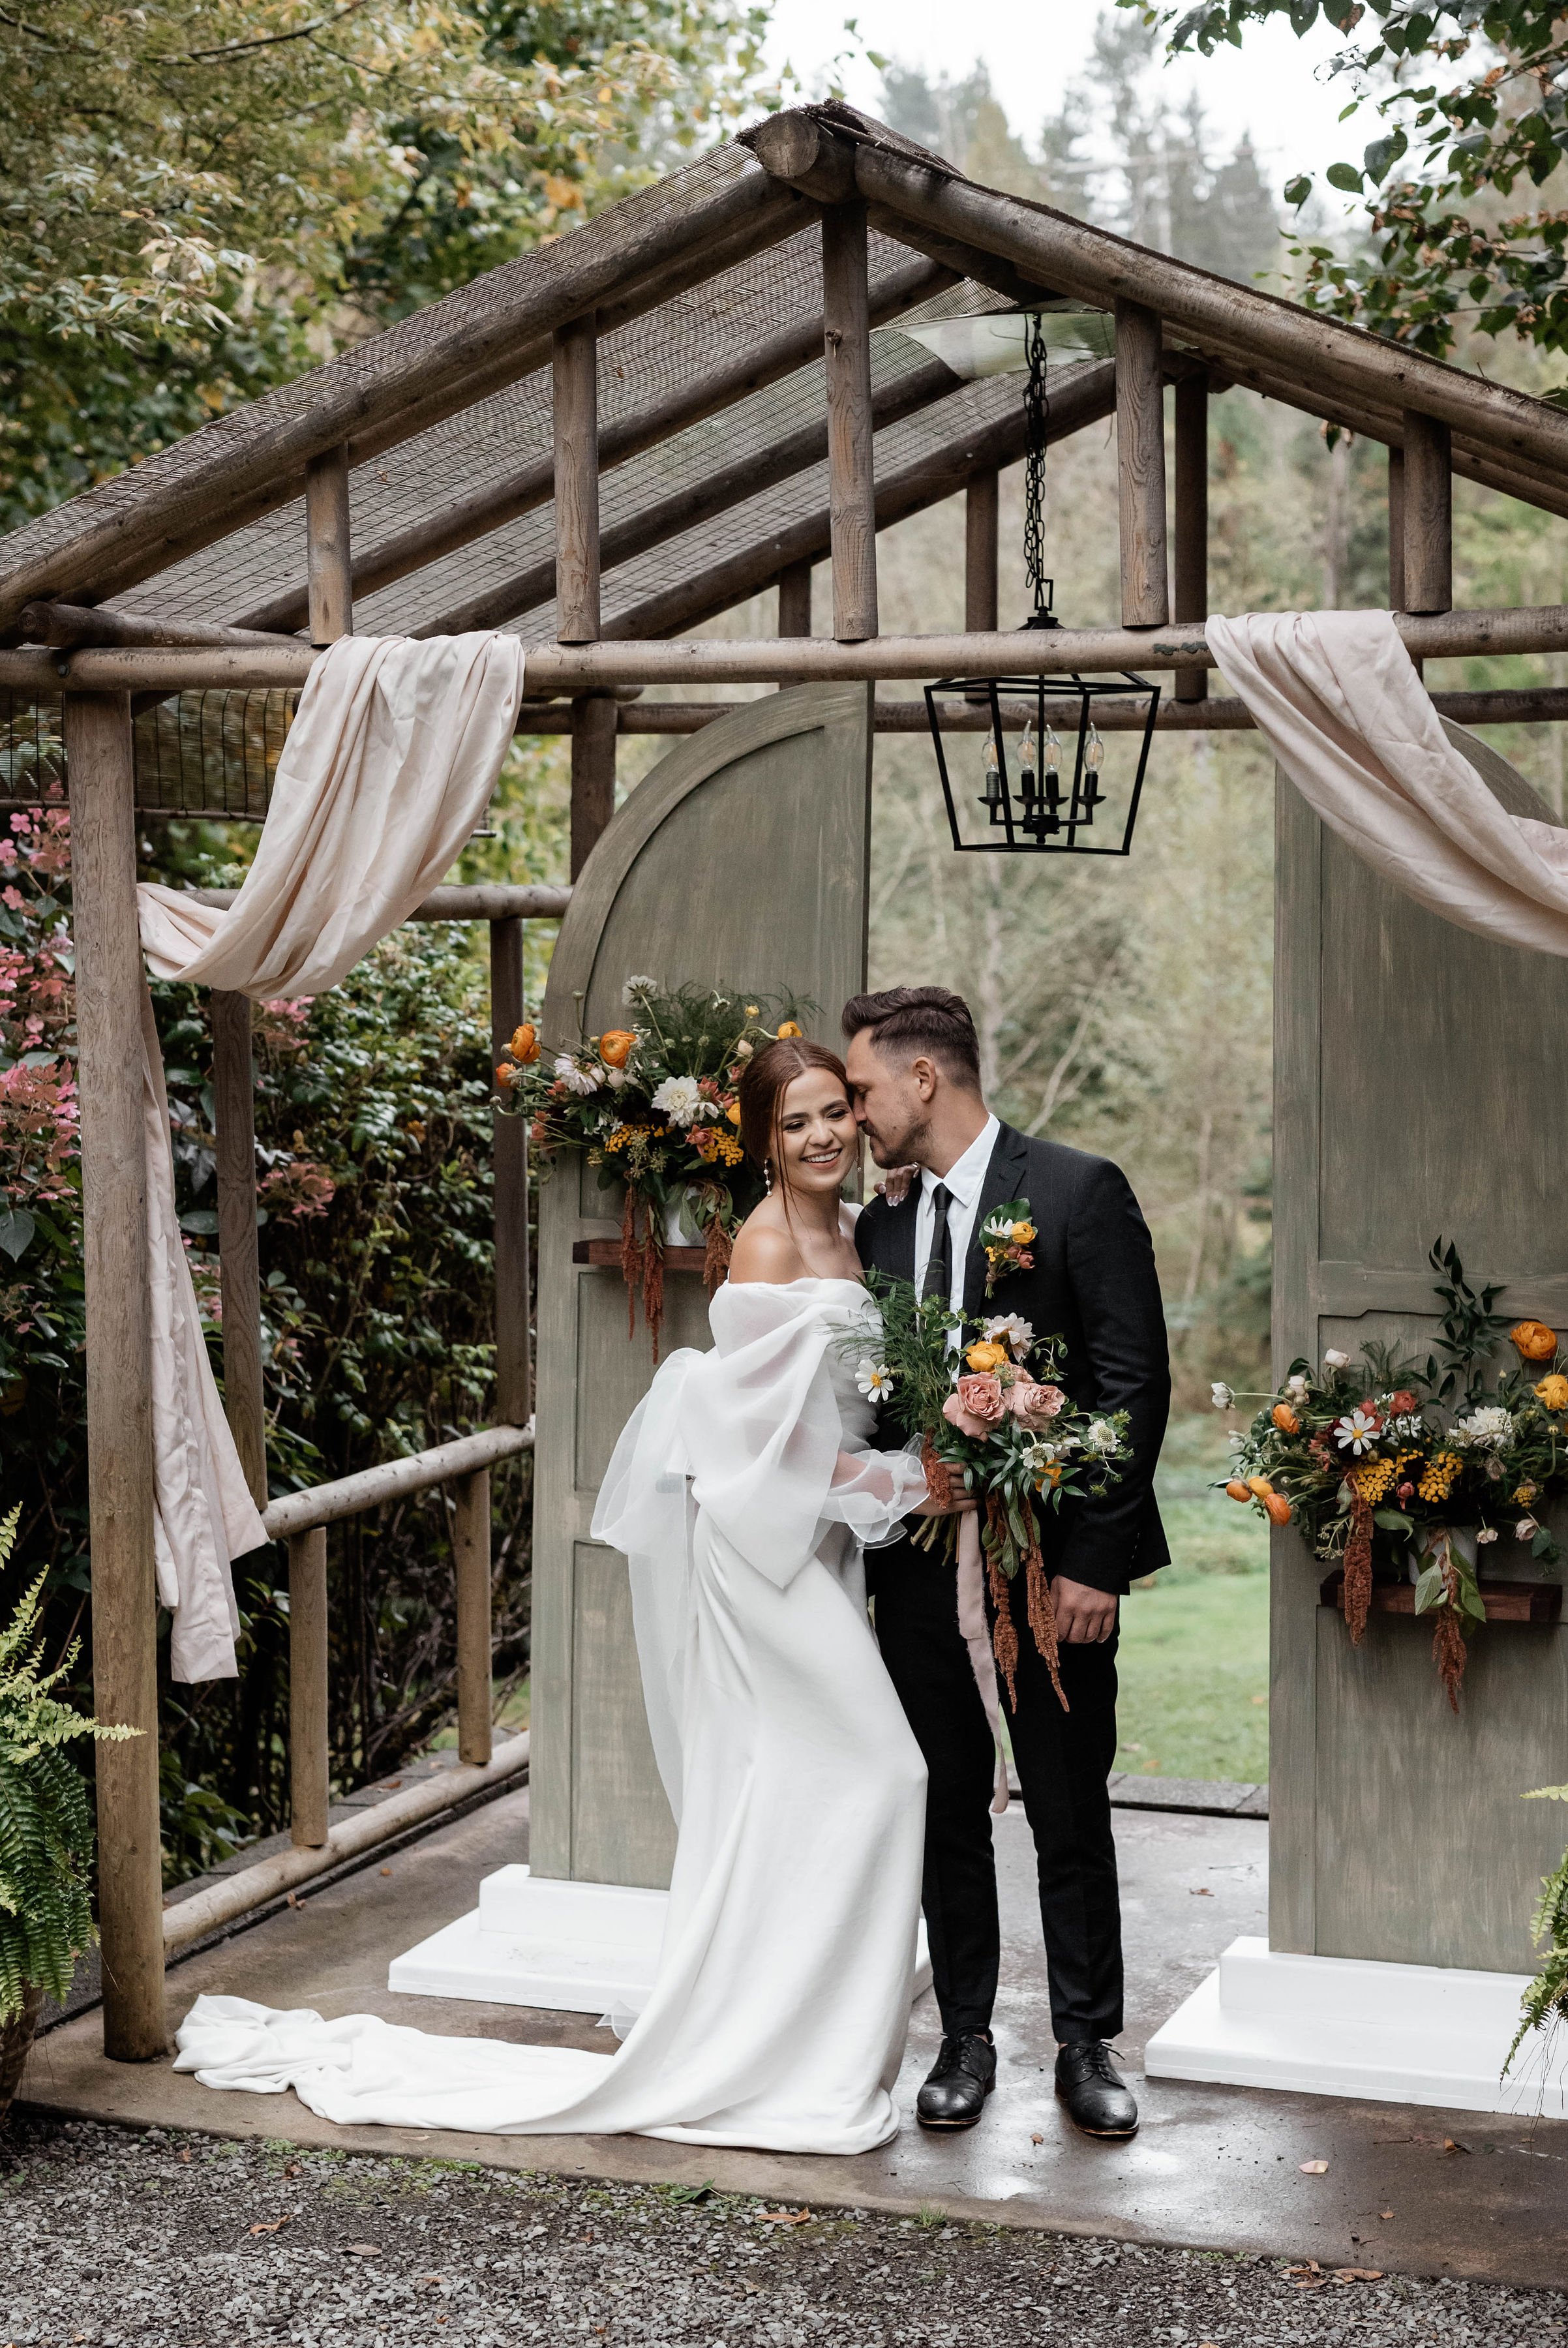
[922,1181,954,1305]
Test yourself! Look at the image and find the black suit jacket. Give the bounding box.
[854,1122,1171,1596]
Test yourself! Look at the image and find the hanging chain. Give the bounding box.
[1021,311,1052,620]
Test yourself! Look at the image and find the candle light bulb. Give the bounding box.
[978,734,1004,820]
[1018,718,1037,793]
[1083,723,1106,773]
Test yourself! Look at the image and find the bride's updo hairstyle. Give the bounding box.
[737,1036,852,1190]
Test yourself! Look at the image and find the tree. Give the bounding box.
[0,0,770,524]
[1149,0,1568,359]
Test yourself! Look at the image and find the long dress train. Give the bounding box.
[174,1278,929,2154]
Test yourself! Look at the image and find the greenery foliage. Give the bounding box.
[0,1511,136,2024]
[1148,0,1568,359]
[1507,1781,1568,2073]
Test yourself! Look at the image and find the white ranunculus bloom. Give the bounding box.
[554,1055,599,1097]
[1323,1348,1350,1369]
[1455,1405,1515,1451]
[984,1313,1035,1360]
[1516,1516,1540,1541]
[1476,1526,1500,1544]
[1211,1381,1234,1410]
[1286,1374,1309,1403]
[652,1074,702,1128]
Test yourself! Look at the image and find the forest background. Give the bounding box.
[4,1,1565,1855]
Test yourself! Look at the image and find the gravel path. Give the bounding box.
[2,2115,1565,2347]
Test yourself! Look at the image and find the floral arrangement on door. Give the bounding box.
[1216,1242,1567,1708]
[494,978,808,1351]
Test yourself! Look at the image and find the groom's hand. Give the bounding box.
[1051,1576,1119,1644]
[913,1489,977,1517]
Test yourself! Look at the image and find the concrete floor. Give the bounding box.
[20,1787,1568,2289]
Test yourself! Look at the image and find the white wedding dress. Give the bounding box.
[174,1278,930,2154]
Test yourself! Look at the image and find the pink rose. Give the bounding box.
[943,1374,1006,1441]
[1007,1380,1064,1429]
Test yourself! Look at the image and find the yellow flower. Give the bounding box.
[1036,1463,1063,1490]
[1535,1373,1568,1411]
[1418,1451,1462,1504]
[745,1004,760,1017]
[965,1340,1010,1374]
[776,1019,803,1039]
[1512,1319,1559,1362]
[1351,1457,1396,1505]
[1011,1221,1036,1245]
[725,1102,742,1126]
[1514,1482,1539,1507]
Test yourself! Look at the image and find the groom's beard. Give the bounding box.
[862,1108,932,1169]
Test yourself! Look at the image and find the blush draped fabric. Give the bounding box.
[134,633,527,1680]
[1206,609,1568,954]
[176,1278,932,2154]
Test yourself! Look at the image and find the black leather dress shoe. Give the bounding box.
[1054,2039,1139,2138]
[916,2031,997,2130]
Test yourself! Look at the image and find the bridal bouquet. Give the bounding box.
[857,1273,1131,1711]
[1218,1241,1567,1708]
[495,978,808,1351]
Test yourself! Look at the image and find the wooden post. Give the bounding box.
[1115,298,1169,628]
[553,313,601,645]
[211,991,266,1505]
[490,918,531,1426]
[569,695,618,877]
[288,1527,329,1848]
[777,559,813,638]
[965,470,999,635]
[304,445,352,646]
[1402,411,1452,615]
[67,691,165,2062]
[821,203,878,642]
[453,1468,493,1768]
[1388,447,1407,610]
[1173,370,1209,702]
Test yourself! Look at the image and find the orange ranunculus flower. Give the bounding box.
[598,1028,636,1068]
[1246,1474,1274,1499]
[776,1019,803,1038]
[1271,1402,1300,1434]
[1511,1318,1558,1362]
[965,1340,1010,1374]
[1011,1221,1036,1245]
[508,1023,540,1064]
[1535,1372,1568,1412]
[495,1062,519,1089]
[1225,1479,1252,1503]
[725,1100,742,1126]
[1262,1490,1292,1526]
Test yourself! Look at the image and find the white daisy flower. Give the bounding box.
[856,1359,895,1402]
[984,1313,1035,1360]
[651,1075,702,1128]
[1333,1407,1381,1456]
[554,1054,599,1097]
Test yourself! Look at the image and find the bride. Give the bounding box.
[175,1036,957,2153]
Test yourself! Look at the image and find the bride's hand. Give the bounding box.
[912,1488,977,1518]
[876,1164,920,1207]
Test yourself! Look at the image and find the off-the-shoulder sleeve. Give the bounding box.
[682,1285,925,1589]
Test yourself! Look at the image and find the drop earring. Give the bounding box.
[763,1160,774,1194]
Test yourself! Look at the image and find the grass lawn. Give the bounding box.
[1113,1413,1270,1784]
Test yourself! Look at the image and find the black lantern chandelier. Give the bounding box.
[923,312,1160,857]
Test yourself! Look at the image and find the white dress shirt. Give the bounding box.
[913,1113,1001,1319]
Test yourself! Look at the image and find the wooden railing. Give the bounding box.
[262,1423,535,1850]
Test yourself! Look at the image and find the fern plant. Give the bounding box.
[0,1508,137,2024]
[1506,1784,1568,2078]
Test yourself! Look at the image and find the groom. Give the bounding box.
[843,985,1170,2140]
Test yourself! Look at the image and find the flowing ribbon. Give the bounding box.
[955,1509,1010,1814]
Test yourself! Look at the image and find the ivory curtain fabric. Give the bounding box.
[1206,609,1568,955]
[135,633,527,1679]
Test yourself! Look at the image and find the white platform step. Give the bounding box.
[1145,1934,1567,2118]
[389,1863,933,2017]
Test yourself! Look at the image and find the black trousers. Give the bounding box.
[867,1529,1124,2044]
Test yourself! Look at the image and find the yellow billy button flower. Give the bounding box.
[965,1340,1010,1374]
[1534,1372,1568,1412]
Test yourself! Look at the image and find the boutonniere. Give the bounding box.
[979,1199,1036,1298]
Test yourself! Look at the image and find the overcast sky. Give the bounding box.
[762,0,1359,194]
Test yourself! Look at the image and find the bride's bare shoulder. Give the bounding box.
[728,1203,807,1286]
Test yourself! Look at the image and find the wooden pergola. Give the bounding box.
[7,101,1568,2066]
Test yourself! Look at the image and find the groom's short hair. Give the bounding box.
[841,986,982,1089]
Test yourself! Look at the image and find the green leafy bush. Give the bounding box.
[0,1510,136,2022]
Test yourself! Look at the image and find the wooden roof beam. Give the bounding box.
[746,109,1568,481]
[230,254,953,635]
[0,148,809,633]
